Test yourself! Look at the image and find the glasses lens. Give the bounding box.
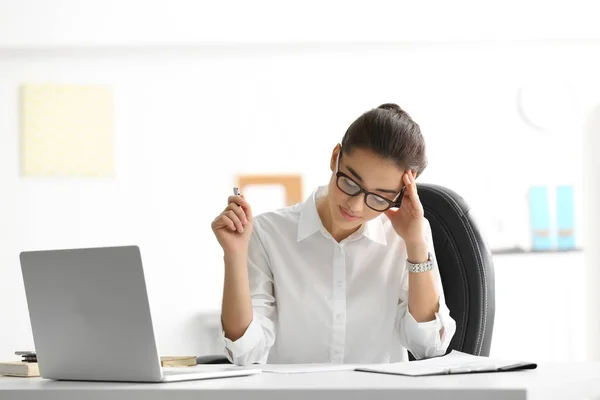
[366,194,392,211]
[337,175,361,195]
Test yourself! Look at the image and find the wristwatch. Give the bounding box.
[406,252,434,273]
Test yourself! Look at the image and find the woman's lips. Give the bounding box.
[340,206,360,222]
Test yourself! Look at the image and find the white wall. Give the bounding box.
[1,0,600,46]
[1,0,600,363]
[493,252,587,362]
[584,105,600,361]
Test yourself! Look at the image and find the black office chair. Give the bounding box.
[417,183,495,357]
[198,183,495,364]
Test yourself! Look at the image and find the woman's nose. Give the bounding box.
[347,194,364,213]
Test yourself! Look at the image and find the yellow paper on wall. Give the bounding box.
[20,84,114,177]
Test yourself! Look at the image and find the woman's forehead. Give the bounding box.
[341,148,405,188]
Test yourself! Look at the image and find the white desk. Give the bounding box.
[2,363,600,400]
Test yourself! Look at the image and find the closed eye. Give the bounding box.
[341,177,359,188]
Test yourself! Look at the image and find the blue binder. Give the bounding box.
[556,185,575,250]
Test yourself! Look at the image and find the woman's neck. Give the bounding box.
[316,195,361,243]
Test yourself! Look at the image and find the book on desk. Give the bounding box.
[0,354,197,378]
[0,362,40,377]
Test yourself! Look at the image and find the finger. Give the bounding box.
[227,195,253,220]
[224,210,244,233]
[402,172,412,192]
[408,196,424,213]
[226,202,248,224]
[384,208,398,218]
[239,198,253,221]
[403,176,424,214]
[212,215,236,232]
[227,195,245,206]
[403,172,419,198]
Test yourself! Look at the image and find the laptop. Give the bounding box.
[19,245,261,382]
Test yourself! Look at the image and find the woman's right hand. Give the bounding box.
[211,194,253,255]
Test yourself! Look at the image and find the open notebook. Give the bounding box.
[355,350,537,377]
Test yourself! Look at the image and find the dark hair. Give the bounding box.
[340,103,427,176]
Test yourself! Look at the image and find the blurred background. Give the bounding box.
[1,0,599,364]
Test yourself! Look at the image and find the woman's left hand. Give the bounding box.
[384,170,426,246]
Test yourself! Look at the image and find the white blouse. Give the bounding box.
[221,186,456,365]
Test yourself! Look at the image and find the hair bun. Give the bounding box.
[377,103,404,113]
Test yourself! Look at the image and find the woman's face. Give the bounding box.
[327,145,406,230]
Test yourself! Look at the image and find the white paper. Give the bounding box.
[356,350,534,376]
[168,363,359,375]
[163,365,259,373]
[261,363,366,374]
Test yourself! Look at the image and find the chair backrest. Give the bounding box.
[418,183,496,356]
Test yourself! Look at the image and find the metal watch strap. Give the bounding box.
[406,252,434,273]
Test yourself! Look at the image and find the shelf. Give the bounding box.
[491,248,583,255]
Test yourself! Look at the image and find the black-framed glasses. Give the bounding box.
[335,151,405,212]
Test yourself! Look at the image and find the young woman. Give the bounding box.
[211,103,456,365]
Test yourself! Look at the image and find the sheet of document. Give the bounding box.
[260,363,368,374]
[355,350,536,376]
[163,365,259,373]
[168,363,360,374]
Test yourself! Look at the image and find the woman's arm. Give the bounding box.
[212,194,277,365]
[219,219,277,365]
[406,241,442,336]
[384,170,454,353]
[221,251,254,341]
[395,219,456,360]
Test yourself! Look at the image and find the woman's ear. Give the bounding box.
[330,144,341,172]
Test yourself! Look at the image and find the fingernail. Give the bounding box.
[240,227,244,232]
